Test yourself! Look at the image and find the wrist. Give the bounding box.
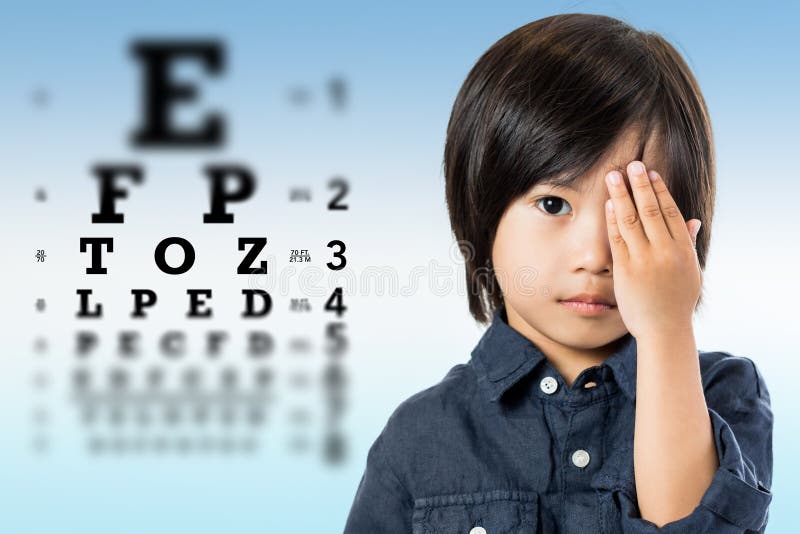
[636,322,695,346]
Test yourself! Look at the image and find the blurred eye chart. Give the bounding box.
[6,35,357,529]
[0,4,467,533]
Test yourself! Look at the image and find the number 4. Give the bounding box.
[324,287,347,317]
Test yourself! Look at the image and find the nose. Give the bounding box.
[568,207,614,275]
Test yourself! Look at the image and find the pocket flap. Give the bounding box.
[412,489,539,534]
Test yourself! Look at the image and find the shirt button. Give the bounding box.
[572,449,591,468]
[470,527,487,534]
[540,376,558,394]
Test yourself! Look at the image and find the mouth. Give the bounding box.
[558,300,617,315]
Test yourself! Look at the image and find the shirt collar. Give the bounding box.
[470,303,639,402]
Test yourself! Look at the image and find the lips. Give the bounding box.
[559,292,616,306]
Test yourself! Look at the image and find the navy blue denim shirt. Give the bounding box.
[344,304,773,533]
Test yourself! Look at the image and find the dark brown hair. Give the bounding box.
[444,13,715,324]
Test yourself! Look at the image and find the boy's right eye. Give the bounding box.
[534,196,572,216]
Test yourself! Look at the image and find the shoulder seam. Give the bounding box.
[742,356,764,400]
[710,353,765,401]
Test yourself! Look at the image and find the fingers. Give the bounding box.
[605,196,629,262]
[605,161,693,252]
[625,161,672,245]
[605,168,647,253]
[647,168,692,246]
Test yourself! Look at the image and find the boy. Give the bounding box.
[344,13,772,533]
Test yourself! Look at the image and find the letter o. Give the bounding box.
[154,237,195,275]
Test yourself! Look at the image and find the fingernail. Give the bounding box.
[606,171,621,185]
[648,170,659,182]
[693,221,702,237]
[630,161,645,175]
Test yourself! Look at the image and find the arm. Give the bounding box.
[343,432,414,533]
[603,161,773,532]
[603,163,718,523]
[634,328,717,525]
[631,336,773,532]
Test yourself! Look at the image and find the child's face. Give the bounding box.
[492,126,662,349]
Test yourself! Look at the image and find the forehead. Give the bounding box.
[541,124,665,193]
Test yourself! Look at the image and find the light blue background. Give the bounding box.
[1,0,796,532]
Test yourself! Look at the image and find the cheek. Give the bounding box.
[492,209,554,289]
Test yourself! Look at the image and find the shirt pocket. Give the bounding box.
[412,489,540,534]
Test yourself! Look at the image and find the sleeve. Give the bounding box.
[343,431,414,534]
[620,354,774,533]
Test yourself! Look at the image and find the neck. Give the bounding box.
[505,303,626,388]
